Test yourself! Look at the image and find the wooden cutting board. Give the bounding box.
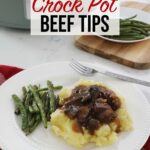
[75,2,150,69]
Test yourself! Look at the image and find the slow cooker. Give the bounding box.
[0,0,30,29]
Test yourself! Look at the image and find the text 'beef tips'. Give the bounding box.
[62,85,121,134]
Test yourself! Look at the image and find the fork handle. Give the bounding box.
[101,71,150,87]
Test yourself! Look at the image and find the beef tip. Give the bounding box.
[64,105,79,119]
[86,118,100,134]
[102,90,110,98]
[107,97,121,111]
[101,90,121,110]
[64,96,82,107]
[93,101,117,123]
[77,106,90,124]
[93,102,111,114]
[81,92,91,103]
[74,86,92,103]
[72,86,91,103]
[95,98,107,103]
[97,109,117,123]
[72,95,82,101]
[97,87,106,98]
[89,86,100,100]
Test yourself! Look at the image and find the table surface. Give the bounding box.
[0,0,150,102]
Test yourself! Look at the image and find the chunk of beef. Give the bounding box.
[77,106,90,124]
[72,86,91,103]
[86,118,100,134]
[93,101,110,114]
[89,86,100,100]
[64,96,82,107]
[97,109,116,123]
[64,105,79,119]
[80,91,91,103]
[95,98,107,103]
[101,90,121,110]
[107,97,121,111]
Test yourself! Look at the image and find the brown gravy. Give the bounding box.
[61,85,121,134]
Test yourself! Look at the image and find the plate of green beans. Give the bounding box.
[100,7,150,43]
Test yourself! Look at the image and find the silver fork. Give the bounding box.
[70,59,150,87]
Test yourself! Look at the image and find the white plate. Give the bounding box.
[98,7,150,43]
[0,62,150,150]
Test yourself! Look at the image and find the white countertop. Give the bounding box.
[0,0,150,101]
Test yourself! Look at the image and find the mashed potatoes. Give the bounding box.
[50,80,133,148]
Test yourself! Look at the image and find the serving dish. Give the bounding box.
[0,62,150,150]
[98,7,150,43]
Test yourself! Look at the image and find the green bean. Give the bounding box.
[120,32,144,36]
[32,101,39,112]
[120,30,141,35]
[22,86,27,95]
[28,114,36,127]
[40,92,50,121]
[37,85,63,92]
[120,29,133,34]
[45,95,50,121]
[12,94,28,131]
[29,115,41,133]
[54,85,63,91]
[41,92,48,111]
[120,20,150,28]
[131,20,150,26]
[144,28,150,32]
[24,92,32,108]
[55,96,59,108]
[29,85,47,128]
[33,85,41,91]
[132,27,149,36]
[47,81,57,114]
[108,35,146,40]
[36,113,41,121]
[45,95,49,113]
[120,20,131,26]
[40,92,47,103]
[121,29,148,37]
[132,22,150,28]
[37,88,48,92]
[125,14,137,20]
[29,106,35,113]
[120,26,147,32]
[22,86,27,104]
[46,113,51,121]
[27,113,41,135]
